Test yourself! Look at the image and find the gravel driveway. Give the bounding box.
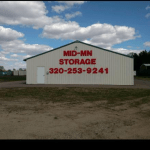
[0,79,150,89]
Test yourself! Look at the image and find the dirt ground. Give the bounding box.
[0,79,150,139]
[0,96,150,139]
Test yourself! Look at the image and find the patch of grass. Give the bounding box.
[73,88,150,105]
[0,87,150,106]
[135,76,150,81]
[0,76,26,82]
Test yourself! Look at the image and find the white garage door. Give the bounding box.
[37,67,45,84]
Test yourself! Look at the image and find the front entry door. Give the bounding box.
[37,67,45,84]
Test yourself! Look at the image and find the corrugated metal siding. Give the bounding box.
[13,71,18,76]
[7,71,13,76]
[18,71,26,76]
[26,42,134,85]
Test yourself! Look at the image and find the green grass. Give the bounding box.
[134,76,150,81]
[0,76,26,82]
[0,87,150,106]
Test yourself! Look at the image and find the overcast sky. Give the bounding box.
[0,1,150,70]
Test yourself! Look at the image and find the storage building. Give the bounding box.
[23,40,134,85]
[140,64,150,71]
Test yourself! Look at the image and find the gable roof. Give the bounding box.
[23,40,133,61]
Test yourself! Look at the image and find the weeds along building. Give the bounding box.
[23,40,134,85]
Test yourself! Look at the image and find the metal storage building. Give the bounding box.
[23,40,134,85]
[140,64,150,71]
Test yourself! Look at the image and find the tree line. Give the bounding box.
[0,67,26,72]
[133,50,150,71]
[133,50,150,76]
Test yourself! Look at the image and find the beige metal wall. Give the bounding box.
[26,42,134,85]
[19,71,26,76]
[13,71,26,76]
[13,71,18,76]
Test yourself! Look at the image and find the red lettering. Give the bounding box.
[54,68,58,74]
[69,51,72,56]
[49,68,53,74]
[59,68,64,74]
[75,59,79,64]
[99,68,104,73]
[73,68,77,74]
[59,58,96,65]
[64,50,93,56]
[93,68,97,74]
[72,50,77,56]
[68,68,72,74]
[80,50,86,56]
[87,67,92,74]
[69,59,74,65]
[91,59,96,64]
[105,68,108,74]
[85,59,90,64]
[64,59,69,64]
[78,68,82,74]
[63,51,70,56]
[80,59,85,64]
[59,59,64,65]
[87,50,92,56]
